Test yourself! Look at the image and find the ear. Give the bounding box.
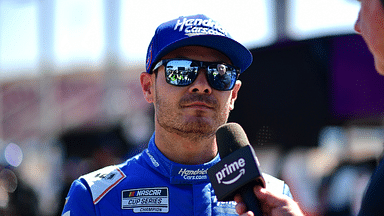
[229,80,242,110]
[140,72,155,103]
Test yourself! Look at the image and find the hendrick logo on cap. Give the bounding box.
[174,17,227,37]
[145,14,253,74]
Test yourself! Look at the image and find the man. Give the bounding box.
[354,0,384,215]
[354,0,384,75]
[237,0,384,215]
[61,14,292,215]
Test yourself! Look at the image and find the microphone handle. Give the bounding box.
[239,182,263,216]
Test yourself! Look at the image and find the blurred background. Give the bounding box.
[0,0,383,215]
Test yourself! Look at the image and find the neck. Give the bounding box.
[154,126,218,165]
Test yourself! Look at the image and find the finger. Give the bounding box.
[236,209,254,216]
[235,202,248,215]
[254,186,289,208]
[234,194,243,203]
[253,186,305,215]
[244,211,254,216]
[235,194,259,216]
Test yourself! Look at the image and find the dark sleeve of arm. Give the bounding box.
[61,179,97,216]
[358,160,384,216]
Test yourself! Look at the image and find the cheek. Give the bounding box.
[369,17,384,55]
[358,14,382,55]
[155,84,178,106]
[220,95,235,112]
[367,2,384,38]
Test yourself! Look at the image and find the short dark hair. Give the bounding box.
[382,0,384,8]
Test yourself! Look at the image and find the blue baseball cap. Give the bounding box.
[145,14,253,74]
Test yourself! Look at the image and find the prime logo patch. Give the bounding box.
[122,187,169,213]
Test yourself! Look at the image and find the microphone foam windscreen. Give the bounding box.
[216,123,250,158]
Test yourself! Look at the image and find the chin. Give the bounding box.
[378,69,384,76]
[375,61,384,76]
[183,118,218,133]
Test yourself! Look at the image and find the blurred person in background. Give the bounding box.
[0,167,38,216]
[61,14,296,215]
[238,0,384,215]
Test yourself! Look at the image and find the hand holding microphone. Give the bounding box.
[209,123,305,216]
[208,123,265,215]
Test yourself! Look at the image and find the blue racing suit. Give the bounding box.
[62,133,292,215]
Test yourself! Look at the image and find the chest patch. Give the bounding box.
[81,165,126,204]
[121,187,169,213]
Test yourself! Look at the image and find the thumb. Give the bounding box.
[254,186,289,208]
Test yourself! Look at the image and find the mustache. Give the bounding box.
[179,94,219,109]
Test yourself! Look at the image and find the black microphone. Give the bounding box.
[208,123,265,215]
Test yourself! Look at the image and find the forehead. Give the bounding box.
[161,46,232,64]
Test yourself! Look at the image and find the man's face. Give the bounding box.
[146,46,241,139]
[355,0,384,75]
[218,64,227,75]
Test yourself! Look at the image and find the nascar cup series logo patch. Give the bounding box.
[122,187,169,213]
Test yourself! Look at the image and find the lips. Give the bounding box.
[182,102,213,109]
[179,94,218,110]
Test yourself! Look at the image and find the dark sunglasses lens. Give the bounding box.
[165,60,198,86]
[207,64,237,90]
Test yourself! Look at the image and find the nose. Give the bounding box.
[354,12,361,34]
[188,69,212,94]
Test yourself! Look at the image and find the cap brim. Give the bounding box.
[153,35,253,74]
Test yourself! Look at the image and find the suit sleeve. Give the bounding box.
[358,159,384,216]
[61,179,97,216]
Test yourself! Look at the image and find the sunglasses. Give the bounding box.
[152,58,240,91]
